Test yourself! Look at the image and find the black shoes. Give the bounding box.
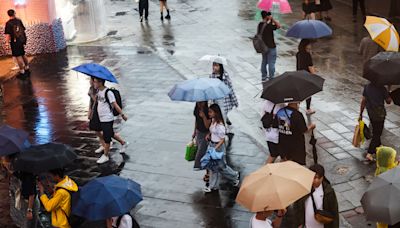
[140,16,143,22]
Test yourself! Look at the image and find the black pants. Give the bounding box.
[306,97,312,110]
[368,120,384,154]
[139,0,149,18]
[352,0,366,16]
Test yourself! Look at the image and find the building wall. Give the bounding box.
[0,0,56,24]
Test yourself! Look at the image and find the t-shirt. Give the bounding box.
[296,51,313,72]
[97,87,116,122]
[4,18,25,43]
[258,21,278,48]
[305,185,324,228]
[362,84,389,112]
[251,215,273,228]
[276,107,308,165]
[194,105,210,133]
[210,122,226,142]
[112,214,133,228]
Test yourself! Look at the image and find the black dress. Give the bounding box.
[320,0,333,11]
[302,2,316,14]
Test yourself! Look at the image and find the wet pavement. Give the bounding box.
[1,0,400,227]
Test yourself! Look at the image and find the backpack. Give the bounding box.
[105,88,123,116]
[57,187,85,228]
[12,20,26,44]
[252,23,269,53]
[261,104,278,129]
[115,213,140,228]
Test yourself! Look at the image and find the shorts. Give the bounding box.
[100,121,114,143]
[267,141,280,158]
[10,41,25,57]
[89,110,101,132]
[302,2,316,14]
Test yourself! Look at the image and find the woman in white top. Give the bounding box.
[204,104,240,193]
[250,210,285,228]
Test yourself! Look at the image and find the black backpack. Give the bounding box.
[57,187,85,228]
[115,213,140,228]
[261,104,278,129]
[12,20,26,44]
[105,88,123,116]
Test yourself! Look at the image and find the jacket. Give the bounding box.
[40,176,78,228]
[294,180,339,228]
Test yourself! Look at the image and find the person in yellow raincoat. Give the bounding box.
[38,169,78,228]
[375,146,399,228]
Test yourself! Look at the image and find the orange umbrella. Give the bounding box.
[236,161,315,212]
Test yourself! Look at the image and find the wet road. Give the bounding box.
[1,0,399,227]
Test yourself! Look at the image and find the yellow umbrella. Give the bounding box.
[235,161,315,212]
[364,16,400,52]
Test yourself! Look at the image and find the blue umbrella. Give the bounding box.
[286,20,332,39]
[168,78,231,102]
[72,63,118,83]
[0,125,30,156]
[72,175,142,221]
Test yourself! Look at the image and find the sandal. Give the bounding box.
[203,174,209,183]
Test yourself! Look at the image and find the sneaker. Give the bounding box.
[119,142,129,153]
[95,146,104,154]
[96,154,110,164]
[203,186,217,193]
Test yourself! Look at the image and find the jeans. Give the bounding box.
[368,120,384,154]
[208,143,238,189]
[352,0,366,16]
[139,0,149,18]
[261,48,277,81]
[194,131,209,169]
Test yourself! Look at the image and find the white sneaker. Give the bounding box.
[96,154,110,164]
[119,142,129,153]
[95,146,104,154]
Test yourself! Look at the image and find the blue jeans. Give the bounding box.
[208,143,238,189]
[261,48,277,81]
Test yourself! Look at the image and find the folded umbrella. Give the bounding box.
[286,19,332,39]
[261,70,325,104]
[236,161,315,212]
[363,52,400,85]
[72,175,142,221]
[361,167,400,225]
[13,143,77,174]
[0,125,30,156]
[72,63,118,83]
[168,78,231,102]
[364,16,399,52]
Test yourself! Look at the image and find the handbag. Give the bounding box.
[185,139,197,161]
[252,23,269,53]
[311,192,335,224]
[352,124,361,147]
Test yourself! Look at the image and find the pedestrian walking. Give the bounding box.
[4,9,30,79]
[192,102,211,186]
[276,102,316,165]
[352,0,366,22]
[38,169,78,228]
[261,100,286,164]
[258,11,280,82]
[203,104,240,193]
[296,39,317,115]
[210,62,238,135]
[359,36,382,67]
[294,164,339,228]
[92,78,129,164]
[138,0,149,22]
[250,210,286,228]
[315,0,333,21]
[159,0,171,21]
[359,82,392,162]
[302,0,316,20]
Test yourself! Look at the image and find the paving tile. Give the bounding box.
[320,129,344,141]
[333,152,353,160]
[332,182,354,193]
[329,123,351,134]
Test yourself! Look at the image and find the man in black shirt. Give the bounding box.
[275,102,316,165]
[4,9,30,78]
[258,11,280,82]
[359,83,392,161]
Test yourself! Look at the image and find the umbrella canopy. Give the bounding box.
[286,20,332,39]
[72,175,142,221]
[363,52,400,85]
[13,143,77,174]
[361,167,400,225]
[261,70,325,104]
[168,78,231,102]
[199,55,229,66]
[236,161,315,212]
[0,125,30,156]
[72,63,118,83]
[364,16,399,52]
[257,0,292,14]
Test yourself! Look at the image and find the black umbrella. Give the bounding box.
[261,71,325,104]
[363,52,400,85]
[361,167,400,225]
[13,143,77,174]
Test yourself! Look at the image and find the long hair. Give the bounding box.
[213,62,225,80]
[209,104,225,125]
[298,39,311,52]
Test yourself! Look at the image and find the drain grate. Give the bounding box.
[115,11,127,16]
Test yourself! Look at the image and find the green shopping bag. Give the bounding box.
[185,139,197,161]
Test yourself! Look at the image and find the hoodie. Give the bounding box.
[40,176,78,228]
